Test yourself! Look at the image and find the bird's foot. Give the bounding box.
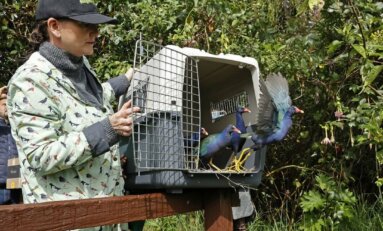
[226,156,240,172]
[225,159,245,173]
[238,150,253,166]
[208,159,223,172]
[231,148,253,172]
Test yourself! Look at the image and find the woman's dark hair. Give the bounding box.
[28,20,48,52]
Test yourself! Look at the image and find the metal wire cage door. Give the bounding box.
[125,40,201,172]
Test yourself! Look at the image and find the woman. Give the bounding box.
[7,0,139,215]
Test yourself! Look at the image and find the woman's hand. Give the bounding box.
[125,68,134,81]
[0,86,7,100]
[109,100,140,136]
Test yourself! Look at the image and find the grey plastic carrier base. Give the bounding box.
[124,168,264,189]
[121,124,267,190]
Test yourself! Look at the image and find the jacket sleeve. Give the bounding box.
[83,56,129,105]
[107,74,130,99]
[7,69,93,176]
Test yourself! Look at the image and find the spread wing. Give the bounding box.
[255,78,276,134]
[265,72,291,112]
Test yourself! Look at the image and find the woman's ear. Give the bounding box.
[46,18,61,38]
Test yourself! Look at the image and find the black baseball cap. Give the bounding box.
[36,0,118,24]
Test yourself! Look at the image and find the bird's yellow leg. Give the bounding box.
[227,154,243,172]
[235,148,252,172]
[225,148,251,172]
[237,148,251,163]
[240,149,253,164]
[237,150,253,171]
[194,156,200,169]
[226,159,239,172]
[227,153,237,168]
[209,159,223,172]
[227,156,238,170]
[235,156,247,172]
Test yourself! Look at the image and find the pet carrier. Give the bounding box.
[119,40,267,190]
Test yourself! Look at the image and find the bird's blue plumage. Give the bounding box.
[230,106,250,153]
[184,131,200,147]
[184,128,208,147]
[252,106,297,147]
[200,125,239,161]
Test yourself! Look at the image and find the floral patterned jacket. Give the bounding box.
[7,52,124,204]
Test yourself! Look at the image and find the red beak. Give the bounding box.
[232,126,242,134]
[201,127,209,136]
[295,107,304,114]
[244,107,252,113]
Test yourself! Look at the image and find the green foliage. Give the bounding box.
[0,0,35,85]
[300,190,326,213]
[299,174,357,230]
[1,0,383,228]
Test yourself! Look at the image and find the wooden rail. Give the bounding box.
[0,189,235,231]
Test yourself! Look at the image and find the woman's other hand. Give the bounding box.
[109,100,140,136]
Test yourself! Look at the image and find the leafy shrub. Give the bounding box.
[299,174,356,230]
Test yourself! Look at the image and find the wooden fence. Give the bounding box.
[0,189,236,231]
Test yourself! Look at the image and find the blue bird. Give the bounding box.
[251,106,303,148]
[251,73,304,148]
[184,127,209,148]
[230,106,251,153]
[200,124,241,170]
[232,73,303,170]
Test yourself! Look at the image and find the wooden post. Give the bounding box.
[203,189,234,231]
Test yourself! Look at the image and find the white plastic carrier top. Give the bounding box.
[126,44,261,114]
[166,45,261,106]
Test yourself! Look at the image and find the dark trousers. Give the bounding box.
[0,184,22,205]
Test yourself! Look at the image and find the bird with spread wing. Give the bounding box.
[234,73,304,170]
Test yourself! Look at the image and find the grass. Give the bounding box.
[142,199,383,231]
[142,211,296,231]
[341,198,383,231]
[143,211,204,231]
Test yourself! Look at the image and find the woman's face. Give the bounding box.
[55,19,99,57]
[0,98,8,120]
